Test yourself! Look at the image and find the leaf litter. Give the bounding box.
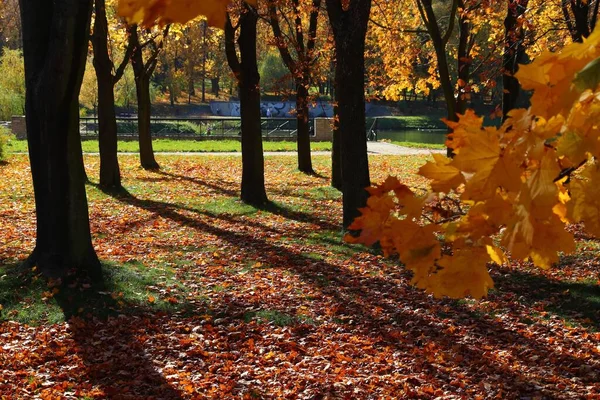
[0,154,598,399]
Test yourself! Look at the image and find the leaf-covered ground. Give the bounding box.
[0,154,599,399]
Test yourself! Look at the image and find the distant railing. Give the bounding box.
[79,116,314,140]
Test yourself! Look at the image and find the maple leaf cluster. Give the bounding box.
[348,28,600,300]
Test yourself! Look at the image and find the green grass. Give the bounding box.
[368,115,446,130]
[494,271,600,331]
[390,141,445,150]
[0,260,192,325]
[6,139,333,153]
[243,309,312,326]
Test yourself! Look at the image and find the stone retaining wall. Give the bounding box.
[313,118,333,142]
[11,116,26,139]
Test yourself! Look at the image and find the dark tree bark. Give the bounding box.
[295,80,313,173]
[129,25,167,170]
[211,77,220,96]
[225,8,268,206]
[417,0,458,157]
[19,0,100,279]
[91,0,133,188]
[331,103,343,191]
[326,0,371,229]
[502,0,529,119]
[202,20,207,103]
[455,0,474,116]
[268,0,321,174]
[562,0,599,43]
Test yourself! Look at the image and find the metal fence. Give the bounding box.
[80,117,314,139]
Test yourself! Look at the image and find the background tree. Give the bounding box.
[0,0,22,51]
[129,24,169,170]
[80,58,99,116]
[91,0,134,187]
[225,5,269,205]
[326,0,372,228]
[267,0,322,174]
[562,0,600,43]
[0,49,25,120]
[19,0,100,279]
[502,0,529,119]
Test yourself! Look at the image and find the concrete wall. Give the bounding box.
[11,116,26,139]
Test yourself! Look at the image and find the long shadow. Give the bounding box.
[152,170,339,230]
[493,269,600,329]
[95,182,339,233]
[257,201,340,231]
[52,268,185,399]
[102,188,600,396]
[155,170,238,197]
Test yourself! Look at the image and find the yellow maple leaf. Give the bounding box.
[569,163,600,237]
[118,0,257,28]
[418,153,465,193]
[424,248,494,299]
[389,219,440,274]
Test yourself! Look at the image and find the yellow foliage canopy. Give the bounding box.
[347,28,600,299]
[118,0,257,28]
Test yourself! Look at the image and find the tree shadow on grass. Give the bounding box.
[98,188,600,396]
[154,170,238,197]
[493,269,600,330]
[54,265,187,399]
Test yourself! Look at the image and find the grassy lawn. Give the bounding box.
[367,115,447,130]
[6,139,333,153]
[0,153,599,398]
[389,140,445,149]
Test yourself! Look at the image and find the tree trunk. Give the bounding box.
[20,0,101,279]
[92,0,121,188]
[455,8,472,116]
[502,0,528,120]
[130,27,159,170]
[211,77,220,96]
[226,8,268,206]
[202,20,207,103]
[326,0,371,229]
[136,75,158,169]
[296,80,314,174]
[188,76,194,104]
[331,103,343,191]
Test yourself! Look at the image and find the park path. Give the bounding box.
[112,141,443,157]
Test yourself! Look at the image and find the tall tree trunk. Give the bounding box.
[326,0,372,229]
[225,8,268,206]
[20,0,100,279]
[211,77,220,96]
[136,75,158,169]
[502,0,528,120]
[417,0,459,157]
[562,0,591,43]
[202,20,207,103]
[92,0,121,188]
[296,80,314,174]
[455,6,472,116]
[130,26,159,170]
[331,103,343,191]
[188,76,194,104]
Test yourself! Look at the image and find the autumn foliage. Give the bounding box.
[118,0,257,27]
[347,29,600,299]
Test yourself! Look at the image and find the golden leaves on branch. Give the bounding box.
[118,0,257,28]
[348,29,600,300]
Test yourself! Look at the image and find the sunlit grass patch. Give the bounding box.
[0,260,192,325]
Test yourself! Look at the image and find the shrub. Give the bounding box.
[0,125,14,161]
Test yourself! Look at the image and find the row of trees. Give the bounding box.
[11,0,600,284]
